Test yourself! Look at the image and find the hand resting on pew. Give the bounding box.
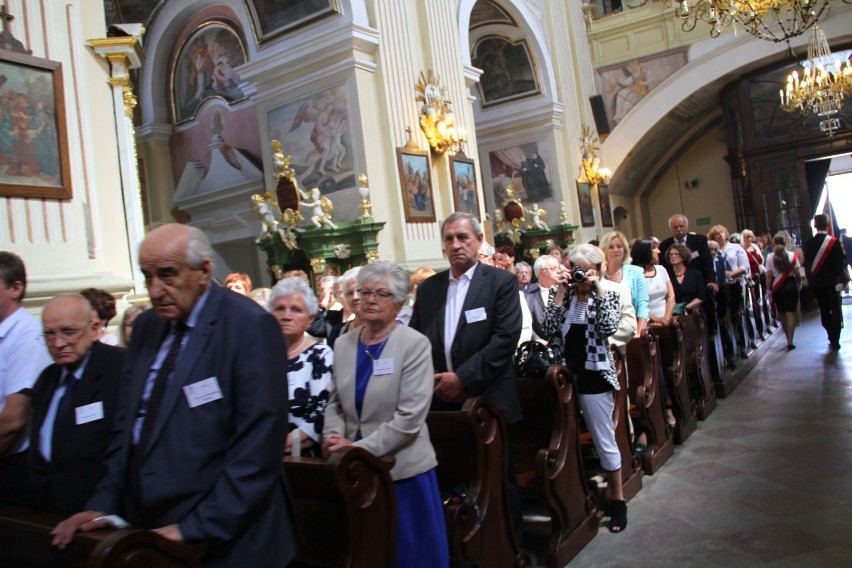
[50,510,108,548]
[322,434,354,455]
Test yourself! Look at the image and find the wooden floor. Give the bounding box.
[528,304,852,567]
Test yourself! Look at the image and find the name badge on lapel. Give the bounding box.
[464,307,487,324]
[183,377,224,408]
[373,359,395,376]
[75,402,104,425]
[691,251,699,260]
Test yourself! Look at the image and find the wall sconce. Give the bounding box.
[682,178,701,190]
[578,125,611,186]
[416,70,467,155]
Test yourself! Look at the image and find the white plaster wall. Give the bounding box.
[0,0,135,307]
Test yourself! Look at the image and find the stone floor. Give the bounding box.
[543,305,852,567]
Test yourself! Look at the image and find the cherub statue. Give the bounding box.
[526,203,549,231]
[298,187,338,230]
[492,208,507,234]
[251,192,286,243]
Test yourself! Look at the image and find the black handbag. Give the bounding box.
[513,338,564,378]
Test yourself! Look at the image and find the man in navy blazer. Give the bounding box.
[28,294,125,515]
[52,224,296,567]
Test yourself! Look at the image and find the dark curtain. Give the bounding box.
[805,158,832,216]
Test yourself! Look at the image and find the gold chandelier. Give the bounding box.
[673,0,829,43]
[780,25,852,135]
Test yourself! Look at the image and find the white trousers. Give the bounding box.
[579,391,622,472]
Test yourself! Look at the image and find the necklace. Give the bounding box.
[604,266,622,280]
[287,336,308,359]
[360,325,395,361]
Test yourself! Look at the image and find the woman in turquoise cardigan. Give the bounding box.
[600,231,649,337]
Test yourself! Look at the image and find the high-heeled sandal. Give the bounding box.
[665,407,677,428]
[609,500,627,533]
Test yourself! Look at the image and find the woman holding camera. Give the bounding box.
[542,244,629,533]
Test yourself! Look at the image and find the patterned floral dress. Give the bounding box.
[286,343,332,451]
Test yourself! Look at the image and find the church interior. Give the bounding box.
[0,0,848,305]
[2,1,852,566]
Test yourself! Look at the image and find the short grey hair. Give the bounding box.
[568,243,605,268]
[185,226,214,270]
[357,261,409,304]
[533,254,559,278]
[339,267,361,310]
[268,277,319,316]
[441,212,483,238]
[515,261,531,273]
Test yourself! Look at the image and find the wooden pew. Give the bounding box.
[678,310,717,420]
[650,321,697,444]
[0,507,208,567]
[625,331,674,475]
[610,346,644,501]
[515,366,598,567]
[284,447,396,568]
[427,397,519,567]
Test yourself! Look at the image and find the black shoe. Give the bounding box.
[787,344,796,351]
[830,343,841,350]
[608,500,627,533]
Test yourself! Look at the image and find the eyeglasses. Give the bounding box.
[357,289,395,302]
[43,325,89,344]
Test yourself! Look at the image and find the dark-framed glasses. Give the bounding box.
[357,289,394,302]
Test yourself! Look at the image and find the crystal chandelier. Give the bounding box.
[780,25,852,135]
[673,0,829,43]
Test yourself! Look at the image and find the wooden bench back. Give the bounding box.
[284,447,396,568]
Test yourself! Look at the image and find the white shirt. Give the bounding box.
[0,306,52,455]
[645,265,671,318]
[444,263,477,372]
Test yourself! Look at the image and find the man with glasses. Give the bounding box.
[0,252,51,506]
[28,294,125,514]
[526,254,561,341]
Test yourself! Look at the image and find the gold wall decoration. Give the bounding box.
[416,70,467,155]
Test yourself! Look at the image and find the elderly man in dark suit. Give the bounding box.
[52,224,296,567]
[409,211,524,548]
[803,214,849,350]
[28,294,125,514]
[525,253,561,341]
[660,214,717,294]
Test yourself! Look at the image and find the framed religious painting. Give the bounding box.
[576,182,595,227]
[598,184,614,227]
[0,50,72,199]
[246,0,339,43]
[171,19,248,124]
[449,154,480,217]
[396,147,435,223]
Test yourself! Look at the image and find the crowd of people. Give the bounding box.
[0,211,848,566]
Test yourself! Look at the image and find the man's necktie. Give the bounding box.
[138,322,187,450]
[52,371,77,441]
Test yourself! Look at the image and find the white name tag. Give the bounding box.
[465,307,487,324]
[691,251,699,260]
[183,377,224,408]
[373,359,395,376]
[75,401,104,425]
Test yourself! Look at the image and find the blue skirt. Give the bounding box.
[395,468,449,567]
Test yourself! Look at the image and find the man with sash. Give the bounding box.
[803,214,849,350]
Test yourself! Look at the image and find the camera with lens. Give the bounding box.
[569,266,586,283]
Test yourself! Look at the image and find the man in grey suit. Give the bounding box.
[52,224,296,567]
[525,254,561,341]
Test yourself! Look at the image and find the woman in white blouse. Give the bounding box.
[631,238,675,325]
